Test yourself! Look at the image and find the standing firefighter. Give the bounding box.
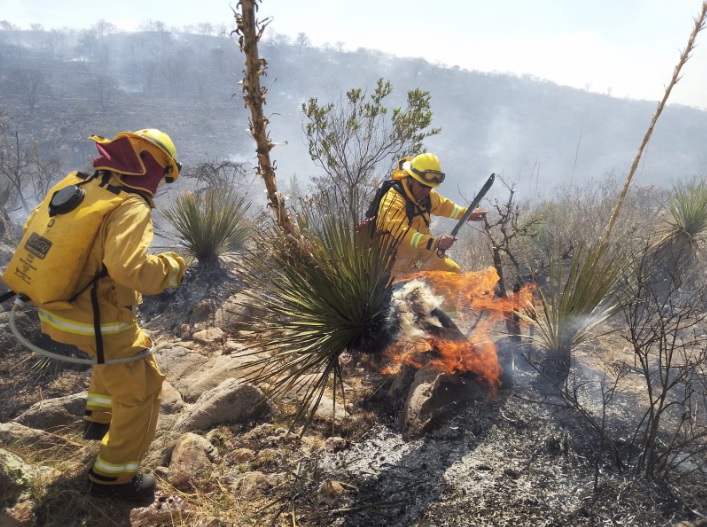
[375,153,486,279]
[4,129,186,500]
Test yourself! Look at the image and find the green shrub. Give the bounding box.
[162,186,253,266]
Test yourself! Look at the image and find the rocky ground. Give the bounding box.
[1,259,706,527]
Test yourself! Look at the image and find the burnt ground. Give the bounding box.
[1,283,706,526]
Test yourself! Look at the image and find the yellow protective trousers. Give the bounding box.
[82,329,165,486]
[392,251,461,277]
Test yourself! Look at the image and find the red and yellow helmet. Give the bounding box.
[90,128,181,182]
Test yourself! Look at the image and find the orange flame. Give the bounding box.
[383,267,536,392]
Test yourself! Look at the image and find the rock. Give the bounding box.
[176,354,264,403]
[222,340,248,355]
[129,494,196,527]
[160,381,185,414]
[155,345,209,387]
[0,421,78,450]
[14,392,85,431]
[231,471,270,499]
[0,449,34,506]
[403,366,487,438]
[281,373,327,403]
[191,327,225,345]
[173,378,267,432]
[168,432,217,490]
[313,394,349,423]
[187,299,216,326]
[217,292,268,330]
[388,362,419,402]
[0,500,34,526]
[317,479,345,505]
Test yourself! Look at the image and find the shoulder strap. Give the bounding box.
[393,180,431,227]
[365,179,431,227]
[365,180,398,219]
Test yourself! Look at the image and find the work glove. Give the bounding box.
[466,207,487,222]
[159,251,186,288]
[434,234,456,252]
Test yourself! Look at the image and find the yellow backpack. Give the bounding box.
[2,170,130,311]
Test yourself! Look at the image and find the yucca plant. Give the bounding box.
[162,186,253,267]
[230,193,398,434]
[645,176,707,289]
[520,242,624,384]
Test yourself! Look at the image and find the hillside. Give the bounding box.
[1,24,707,527]
[1,26,706,204]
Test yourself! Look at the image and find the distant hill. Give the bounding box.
[1,27,706,204]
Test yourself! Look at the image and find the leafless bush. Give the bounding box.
[183,160,249,191]
[0,128,61,217]
[90,73,119,112]
[618,253,707,484]
[4,67,49,114]
[458,174,659,292]
[525,175,657,269]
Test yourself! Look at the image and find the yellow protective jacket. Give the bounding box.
[25,172,184,354]
[376,177,466,261]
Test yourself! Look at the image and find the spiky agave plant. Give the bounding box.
[231,193,398,433]
[646,177,707,288]
[162,186,253,266]
[520,242,624,384]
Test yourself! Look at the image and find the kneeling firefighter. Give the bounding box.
[2,129,186,500]
[375,153,486,279]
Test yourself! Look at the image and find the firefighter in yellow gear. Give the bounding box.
[24,129,186,500]
[376,153,486,280]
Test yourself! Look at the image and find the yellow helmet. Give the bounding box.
[131,128,181,183]
[402,153,445,188]
[90,128,182,183]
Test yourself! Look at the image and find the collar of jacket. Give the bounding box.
[402,177,432,206]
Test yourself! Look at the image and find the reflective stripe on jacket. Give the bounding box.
[376,178,466,258]
[36,174,184,348]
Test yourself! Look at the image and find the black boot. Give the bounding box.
[83,421,110,441]
[88,473,156,500]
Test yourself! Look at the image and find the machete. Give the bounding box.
[438,172,496,257]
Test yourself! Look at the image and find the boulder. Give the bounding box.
[160,381,185,414]
[0,421,78,450]
[167,432,217,490]
[176,354,264,403]
[154,345,209,388]
[403,366,487,438]
[0,449,33,506]
[14,392,85,431]
[173,378,267,432]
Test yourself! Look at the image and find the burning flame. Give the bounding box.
[383,267,535,392]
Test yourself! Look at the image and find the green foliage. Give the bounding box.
[646,176,707,286]
[230,193,397,434]
[522,242,624,383]
[666,176,707,238]
[302,77,441,224]
[161,186,253,265]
